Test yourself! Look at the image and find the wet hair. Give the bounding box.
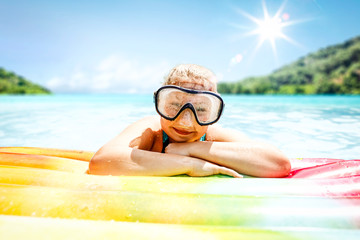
[163,64,217,92]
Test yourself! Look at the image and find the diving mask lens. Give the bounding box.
[154,86,224,125]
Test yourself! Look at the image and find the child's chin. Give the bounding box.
[170,133,194,143]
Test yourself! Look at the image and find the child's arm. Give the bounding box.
[89,147,241,177]
[164,126,291,178]
[88,117,242,178]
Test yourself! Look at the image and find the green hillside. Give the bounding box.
[0,67,50,94]
[218,36,360,94]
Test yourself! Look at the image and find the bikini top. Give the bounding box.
[162,131,206,153]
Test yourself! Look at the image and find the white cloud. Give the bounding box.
[46,55,171,93]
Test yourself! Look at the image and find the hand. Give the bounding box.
[129,129,163,153]
[165,142,195,156]
[188,159,243,178]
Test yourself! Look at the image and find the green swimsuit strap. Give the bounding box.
[162,131,206,153]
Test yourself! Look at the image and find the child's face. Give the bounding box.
[160,110,208,143]
[160,80,216,142]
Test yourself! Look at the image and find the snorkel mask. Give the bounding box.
[154,85,224,126]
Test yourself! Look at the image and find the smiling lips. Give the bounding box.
[173,127,193,136]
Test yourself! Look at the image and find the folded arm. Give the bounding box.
[89,146,241,177]
[165,127,291,178]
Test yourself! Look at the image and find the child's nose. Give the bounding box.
[177,109,195,126]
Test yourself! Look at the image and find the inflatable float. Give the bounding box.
[0,147,359,239]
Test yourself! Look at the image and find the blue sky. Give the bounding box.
[1,0,360,93]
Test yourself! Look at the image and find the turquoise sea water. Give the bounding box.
[0,94,359,159]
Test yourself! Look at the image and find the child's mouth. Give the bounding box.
[173,128,192,135]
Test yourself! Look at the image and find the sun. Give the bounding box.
[257,17,283,41]
[233,0,302,59]
[252,13,287,56]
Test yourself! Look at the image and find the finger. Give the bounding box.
[218,166,243,178]
[164,145,173,154]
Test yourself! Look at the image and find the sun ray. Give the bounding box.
[278,33,306,50]
[281,17,316,27]
[234,7,262,25]
[243,29,262,37]
[274,0,287,19]
[256,37,266,51]
[227,22,253,31]
[262,0,270,20]
[270,38,279,64]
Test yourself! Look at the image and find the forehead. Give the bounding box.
[171,77,217,92]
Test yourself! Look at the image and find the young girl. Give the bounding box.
[88,64,290,178]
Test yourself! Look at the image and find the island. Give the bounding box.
[0,67,50,94]
[218,36,360,94]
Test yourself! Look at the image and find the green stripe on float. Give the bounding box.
[0,184,359,229]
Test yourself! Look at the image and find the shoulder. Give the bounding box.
[128,116,161,131]
[117,115,161,140]
[106,115,162,150]
[206,125,250,142]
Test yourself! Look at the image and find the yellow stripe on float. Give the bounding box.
[0,147,94,161]
[0,152,88,173]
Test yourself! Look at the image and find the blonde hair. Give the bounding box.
[163,64,217,92]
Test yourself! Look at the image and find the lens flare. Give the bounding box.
[282,13,290,21]
[230,54,243,67]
